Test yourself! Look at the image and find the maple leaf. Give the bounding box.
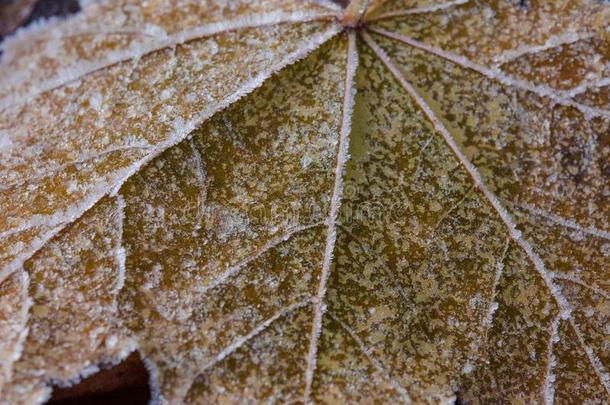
[0,0,609,403]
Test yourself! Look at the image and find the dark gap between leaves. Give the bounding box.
[49,352,150,405]
[0,0,80,45]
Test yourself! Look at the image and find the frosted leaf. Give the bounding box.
[0,0,337,107]
[0,271,29,390]
[0,10,340,281]
[361,6,609,401]
[1,0,609,403]
[0,197,134,402]
[312,40,510,402]
[370,0,609,66]
[118,34,349,403]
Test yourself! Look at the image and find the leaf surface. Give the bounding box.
[0,0,339,282]
[0,0,609,403]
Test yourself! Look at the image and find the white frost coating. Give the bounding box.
[189,139,207,229]
[362,32,610,396]
[0,134,13,156]
[483,237,510,331]
[564,76,610,100]
[367,0,469,22]
[303,30,358,403]
[0,144,152,193]
[0,271,32,389]
[141,353,163,405]
[188,139,206,189]
[462,363,474,374]
[543,316,560,405]
[327,311,413,403]
[197,222,324,294]
[113,194,127,294]
[0,13,68,55]
[0,164,136,283]
[368,28,610,119]
[511,201,610,241]
[492,31,595,65]
[0,24,341,285]
[1,212,70,240]
[77,0,97,8]
[552,274,610,301]
[89,92,103,111]
[0,10,339,110]
[198,299,312,373]
[311,0,343,12]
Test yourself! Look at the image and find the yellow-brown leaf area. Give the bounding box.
[0,272,28,388]
[0,0,609,403]
[0,19,337,280]
[460,243,558,403]
[552,318,609,402]
[311,37,509,403]
[0,0,334,103]
[367,21,609,399]
[372,0,609,66]
[0,196,133,404]
[118,34,348,403]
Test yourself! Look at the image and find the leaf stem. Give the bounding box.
[341,0,369,27]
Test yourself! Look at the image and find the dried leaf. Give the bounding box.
[0,0,609,403]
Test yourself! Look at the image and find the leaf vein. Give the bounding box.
[362,31,610,395]
[303,31,358,402]
[493,31,596,66]
[427,184,475,240]
[199,222,325,295]
[0,144,152,194]
[542,315,561,405]
[509,201,610,241]
[553,275,610,301]
[367,28,610,119]
[198,299,314,375]
[367,0,470,22]
[327,311,412,403]
[0,26,339,284]
[0,10,339,111]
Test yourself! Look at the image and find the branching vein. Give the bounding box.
[493,32,595,66]
[427,184,474,239]
[0,26,340,284]
[0,10,339,110]
[200,299,313,373]
[509,201,610,241]
[563,77,610,100]
[483,236,510,333]
[553,275,610,301]
[113,195,127,296]
[367,27,610,118]
[0,144,152,193]
[327,311,412,403]
[362,31,610,395]
[303,30,357,402]
[367,0,469,22]
[200,222,325,294]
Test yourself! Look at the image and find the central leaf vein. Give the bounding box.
[303,30,358,402]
